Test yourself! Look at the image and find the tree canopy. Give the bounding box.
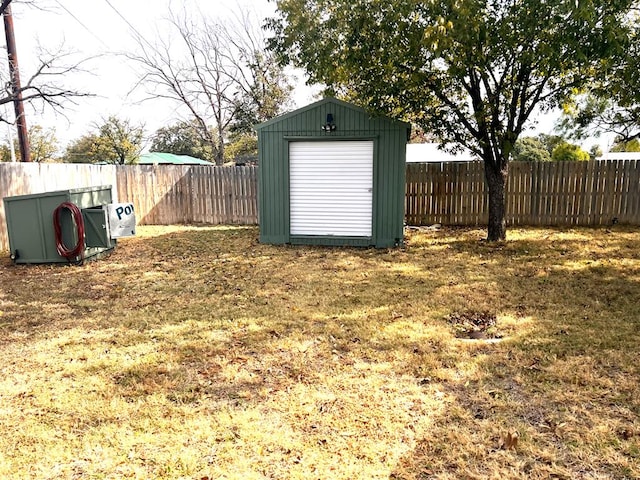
[63,116,145,164]
[149,120,212,160]
[62,134,100,164]
[512,137,551,162]
[268,0,638,239]
[611,138,640,152]
[92,116,144,165]
[560,11,640,144]
[28,125,59,163]
[551,141,590,162]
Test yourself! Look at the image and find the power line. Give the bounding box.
[53,0,111,50]
[103,0,157,52]
[54,0,151,100]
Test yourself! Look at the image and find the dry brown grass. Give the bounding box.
[0,225,639,479]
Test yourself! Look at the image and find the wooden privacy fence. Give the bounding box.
[116,165,257,225]
[1,159,640,250]
[406,160,640,227]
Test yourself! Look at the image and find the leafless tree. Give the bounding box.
[0,46,93,123]
[0,2,93,125]
[126,17,234,164]
[127,8,293,165]
[222,9,294,132]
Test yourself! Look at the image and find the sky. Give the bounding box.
[6,0,321,150]
[4,0,612,154]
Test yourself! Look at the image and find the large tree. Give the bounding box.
[28,124,59,162]
[268,0,637,240]
[62,116,145,164]
[128,9,292,165]
[92,116,145,165]
[149,120,212,160]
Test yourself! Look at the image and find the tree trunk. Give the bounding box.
[215,126,225,166]
[484,160,508,241]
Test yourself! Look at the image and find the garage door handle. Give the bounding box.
[367,188,373,192]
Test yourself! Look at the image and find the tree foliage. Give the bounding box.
[62,134,100,164]
[551,141,590,162]
[560,95,640,144]
[560,11,640,143]
[268,0,638,240]
[224,133,257,163]
[589,144,603,159]
[92,116,145,165]
[28,125,59,162]
[0,141,13,162]
[62,116,145,164]
[536,134,565,157]
[611,138,640,152]
[512,137,551,162]
[149,120,212,160]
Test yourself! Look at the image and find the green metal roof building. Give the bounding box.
[256,98,410,248]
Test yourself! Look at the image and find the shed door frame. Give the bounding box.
[288,137,377,239]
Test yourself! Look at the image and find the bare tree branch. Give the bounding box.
[0,0,12,15]
[0,43,95,125]
[126,7,293,164]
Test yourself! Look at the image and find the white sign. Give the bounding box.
[106,203,136,238]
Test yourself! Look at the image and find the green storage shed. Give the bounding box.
[256,98,410,248]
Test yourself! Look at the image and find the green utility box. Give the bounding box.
[3,186,116,264]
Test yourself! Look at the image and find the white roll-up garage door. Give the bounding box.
[290,140,373,237]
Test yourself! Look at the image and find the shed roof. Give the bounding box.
[138,152,214,165]
[255,97,411,131]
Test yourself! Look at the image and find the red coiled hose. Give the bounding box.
[53,202,85,262]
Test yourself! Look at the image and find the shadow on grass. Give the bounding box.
[388,230,640,479]
[1,225,639,479]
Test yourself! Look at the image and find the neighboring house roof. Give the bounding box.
[138,152,215,165]
[406,143,477,162]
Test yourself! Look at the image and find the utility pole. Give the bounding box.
[3,4,30,162]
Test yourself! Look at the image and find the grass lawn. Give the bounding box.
[0,225,639,479]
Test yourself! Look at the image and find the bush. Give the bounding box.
[512,137,552,162]
[551,141,590,162]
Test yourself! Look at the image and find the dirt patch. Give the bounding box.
[447,310,500,339]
